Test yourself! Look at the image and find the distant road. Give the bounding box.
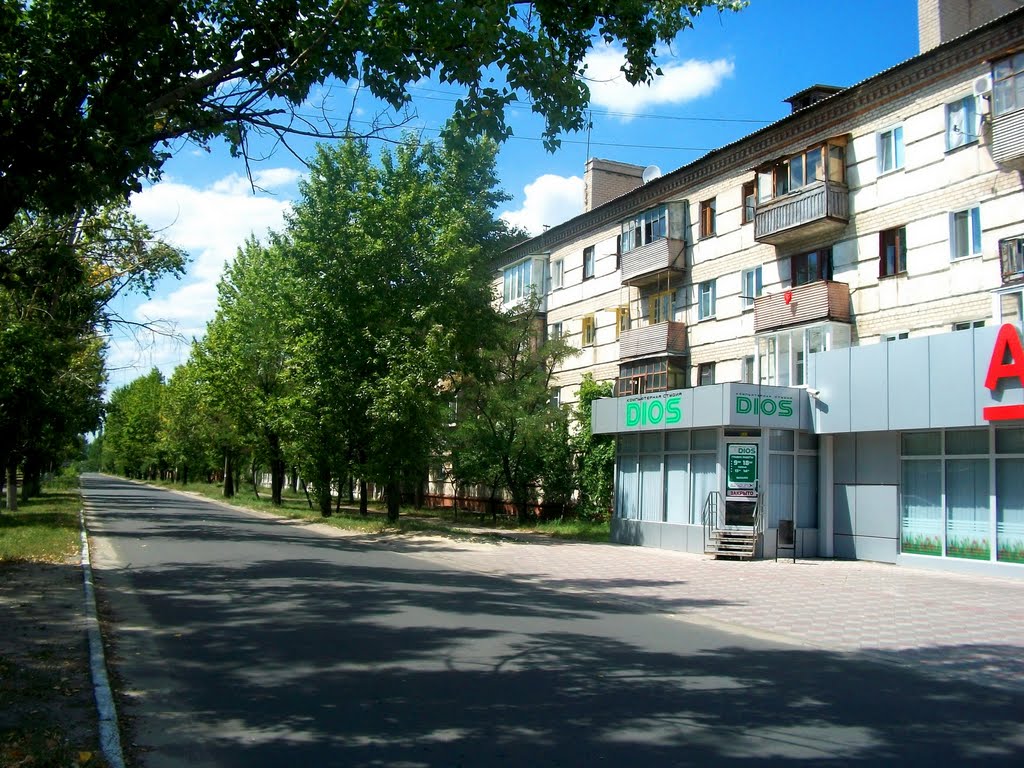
[81,474,1024,767]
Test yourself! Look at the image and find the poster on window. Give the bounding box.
[726,443,758,501]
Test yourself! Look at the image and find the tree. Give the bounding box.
[572,374,615,521]
[0,0,745,236]
[286,135,504,521]
[198,239,297,505]
[102,369,167,479]
[448,301,573,522]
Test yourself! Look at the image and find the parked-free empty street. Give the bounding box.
[80,474,1024,767]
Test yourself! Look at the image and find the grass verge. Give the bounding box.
[0,486,81,563]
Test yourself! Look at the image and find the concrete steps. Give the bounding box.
[707,528,758,559]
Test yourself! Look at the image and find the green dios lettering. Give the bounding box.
[625,397,682,427]
[735,395,793,418]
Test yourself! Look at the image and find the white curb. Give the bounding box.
[80,509,126,768]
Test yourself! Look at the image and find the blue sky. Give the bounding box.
[111,0,921,390]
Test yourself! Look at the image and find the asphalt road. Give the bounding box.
[81,474,1024,767]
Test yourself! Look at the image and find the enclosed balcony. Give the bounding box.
[1000,236,1024,285]
[991,55,1024,172]
[753,280,850,333]
[619,320,687,360]
[753,137,849,246]
[620,237,686,287]
[754,179,849,245]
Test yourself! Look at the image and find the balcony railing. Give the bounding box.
[992,109,1024,172]
[753,280,850,333]
[1000,236,1024,285]
[619,320,687,360]
[754,180,849,245]
[620,237,685,286]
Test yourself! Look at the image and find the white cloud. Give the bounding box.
[501,175,584,237]
[583,44,734,119]
[117,168,298,384]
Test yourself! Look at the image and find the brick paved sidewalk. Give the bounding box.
[363,533,1024,692]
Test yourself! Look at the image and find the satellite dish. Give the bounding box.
[641,164,662,184]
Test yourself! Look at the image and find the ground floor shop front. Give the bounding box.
[594,325,1024,577]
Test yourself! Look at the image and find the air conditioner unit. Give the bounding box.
[973,74,993,97]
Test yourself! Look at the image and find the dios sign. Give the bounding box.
[625,396,682,428]
[984,323,1024,421]
[735,394,794,418]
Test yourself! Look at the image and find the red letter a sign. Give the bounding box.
[983,323,1024,421]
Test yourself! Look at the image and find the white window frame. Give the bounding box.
[953,320,985,331]
[548,321,563,339]
[877,124,905,174]
[741,266,763,310]
[950,206,982,260]
[945,95,979,151]
[698,279,716,321]
[502,258,537,306]
[881,331,910,343]
[549,259,563,290]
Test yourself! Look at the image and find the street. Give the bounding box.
[81,474,1024,767]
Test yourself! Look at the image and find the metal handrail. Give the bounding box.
[701,490,722,548]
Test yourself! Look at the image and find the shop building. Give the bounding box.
[489,3,1024,575]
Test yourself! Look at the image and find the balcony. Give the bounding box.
[620,237,685,287]
[992,109,1024,172]
[1000,236,1024,285]
[753,280,850,333]
[754,180,849,245]
[619,320,687,360]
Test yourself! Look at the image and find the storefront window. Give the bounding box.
[900,428,1024,562]
[618,429,716,526]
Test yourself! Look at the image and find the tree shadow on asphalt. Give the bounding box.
[93,551,1024,768]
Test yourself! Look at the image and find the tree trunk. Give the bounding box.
[359,478,368,517]
[347,475,354,502]
[223,451,234,498]
[267,433,284,506]
[251,456,261,500]
[316,458,332,517]
[385,479,401,523]
[6,461,18,512]
[289,466,299,494]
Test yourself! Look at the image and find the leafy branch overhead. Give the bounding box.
[0,0,745,231]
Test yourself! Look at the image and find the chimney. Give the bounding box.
[784,85,844,114]
[918,0,1018,52]
[583,158,646,212]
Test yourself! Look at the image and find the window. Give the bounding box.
[950,207,982,260]
[698,280,716,320]
[879,226,907,277]
[549,259,563,290]
[946,96,979,151]
[615,235,622,270]
[581,315,596,346]
[758,324,841,386]
[790,248,833,287]
[616,359,687,396]
[616,306,630,338]
[741,355,755,384]
[583,246,595,280]
[699,198,716,238]
[741,181,756,224]
[756,141,844,203]
[993,52,1024,116]
[549,388,561,408]
[953,320,985,331]
[698,362,715,387]
[620,206,668,254]
[741,266,763,309]
[648,290,673,324]
[548,321,563,339]
[502,259,536,304]
[877,125,904,174]
[882,331,909,342]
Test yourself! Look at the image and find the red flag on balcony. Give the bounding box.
[784,290,793,305]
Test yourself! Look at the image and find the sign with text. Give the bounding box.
[984,323,1024,421]
[726,443,758,500]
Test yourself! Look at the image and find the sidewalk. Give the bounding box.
[359,530,1024,691]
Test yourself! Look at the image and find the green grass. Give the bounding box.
[0,487,81,563]
[145,478,611,542]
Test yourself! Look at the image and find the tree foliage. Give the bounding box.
[0,0,745,234]
[572,374,616,521]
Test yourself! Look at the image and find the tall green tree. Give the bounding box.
[102,369,167,479]
[447,301,573,522]
[0,1,744,235]
[287,136,504,521]
[199,239,297,505]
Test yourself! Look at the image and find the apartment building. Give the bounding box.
[494,2,1024,576]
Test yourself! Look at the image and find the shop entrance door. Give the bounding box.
[724,438,760,527]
